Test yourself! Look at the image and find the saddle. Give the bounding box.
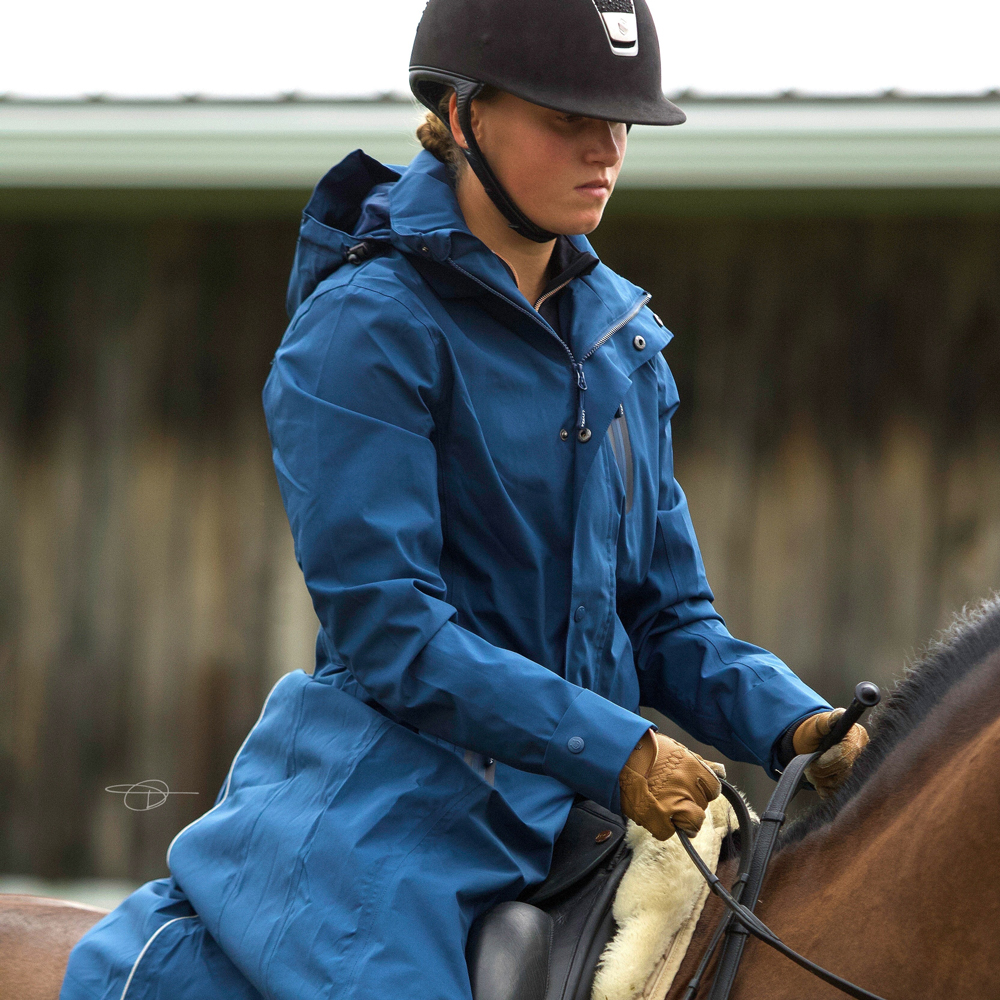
[467,682,885,1000]
[466,799,631,1000]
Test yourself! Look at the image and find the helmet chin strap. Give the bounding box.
[452,80,558,245]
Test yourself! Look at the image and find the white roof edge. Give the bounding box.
[2,95,999,190]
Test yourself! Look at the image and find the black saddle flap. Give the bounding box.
[519,800,626,907]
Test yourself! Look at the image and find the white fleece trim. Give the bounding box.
[591,793,749,1000]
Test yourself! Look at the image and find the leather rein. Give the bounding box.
[675,683,886,1000]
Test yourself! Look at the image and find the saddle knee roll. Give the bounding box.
[467,900,552,1000]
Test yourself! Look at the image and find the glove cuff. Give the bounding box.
[775,714,815,769]
[624,728,657,776]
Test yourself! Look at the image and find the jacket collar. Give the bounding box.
[388,151,671,359]
[533,234,600,307]
[388,149,526,304]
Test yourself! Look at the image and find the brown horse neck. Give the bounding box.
[667,648,1000,1000]
[728,650,1000,999]
[661,853,742,1000]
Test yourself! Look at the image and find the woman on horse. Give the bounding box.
[60,2,868,998]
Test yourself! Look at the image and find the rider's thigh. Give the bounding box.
[336,790,532,1000]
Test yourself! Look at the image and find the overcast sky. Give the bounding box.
[2,0,997,99]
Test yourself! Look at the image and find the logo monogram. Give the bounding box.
[592,2,639,57]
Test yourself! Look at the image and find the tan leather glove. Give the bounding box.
[618,729,724,841]
[793,708,870,799]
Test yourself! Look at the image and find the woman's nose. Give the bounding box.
[586,121,625,167]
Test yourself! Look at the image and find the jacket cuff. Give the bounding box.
[543,688,654,811]
[770,709,831,775]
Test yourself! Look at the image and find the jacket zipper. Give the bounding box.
[533,277,574,313]
[447,258,651,441]
[580,293,651,362]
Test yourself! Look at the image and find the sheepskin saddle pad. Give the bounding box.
[466,794,742,1000]
[591,793,741,1000]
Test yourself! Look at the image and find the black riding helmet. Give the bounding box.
[409,0,685,243]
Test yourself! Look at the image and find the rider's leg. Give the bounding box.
[327,793,555,999]
[65,678,573,1000]
[59,878,262,1000]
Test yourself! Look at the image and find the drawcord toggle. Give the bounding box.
[344,239,390,265]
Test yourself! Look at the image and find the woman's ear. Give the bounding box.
[448,92,469,150]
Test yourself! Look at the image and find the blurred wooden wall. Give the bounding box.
[595,210,1000,803]
[0,218,316,880]
[1,206,999,880]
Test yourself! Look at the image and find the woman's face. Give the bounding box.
[452,90,627,237]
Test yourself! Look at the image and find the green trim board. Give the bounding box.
[2,97,999,191]
[0,187,313,218]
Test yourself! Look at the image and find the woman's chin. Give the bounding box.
[568,209,607,236]
[533,206,607,238]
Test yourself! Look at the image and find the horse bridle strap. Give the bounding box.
[676,783,753,1000]
[676,771,885,1000]
[678,684,886,1000]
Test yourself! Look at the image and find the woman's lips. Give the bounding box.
[575,181,610,197]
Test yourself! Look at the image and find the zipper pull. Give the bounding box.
[573,363,591,440]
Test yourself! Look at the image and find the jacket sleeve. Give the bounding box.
[619,354,830,777]
[263,281,651,808]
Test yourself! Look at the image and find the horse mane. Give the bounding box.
[779,592,1000,848]
[718,791,756,865]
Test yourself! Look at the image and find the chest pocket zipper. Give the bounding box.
[607,404,634,513]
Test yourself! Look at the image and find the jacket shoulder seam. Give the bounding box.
[299,271,451,426]
[297,268,444,352]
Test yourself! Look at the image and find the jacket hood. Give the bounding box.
[286,149,404,316]
[286,148,655,336]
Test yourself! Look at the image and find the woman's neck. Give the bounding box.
[454,167,556,308]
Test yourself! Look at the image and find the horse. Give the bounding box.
[666,594,1000,999]
[5,594,1000,1000]
[0,895,105,1000]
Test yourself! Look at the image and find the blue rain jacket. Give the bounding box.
[61,148,829,1000]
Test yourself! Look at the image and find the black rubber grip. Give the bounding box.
[815,681,881,755]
